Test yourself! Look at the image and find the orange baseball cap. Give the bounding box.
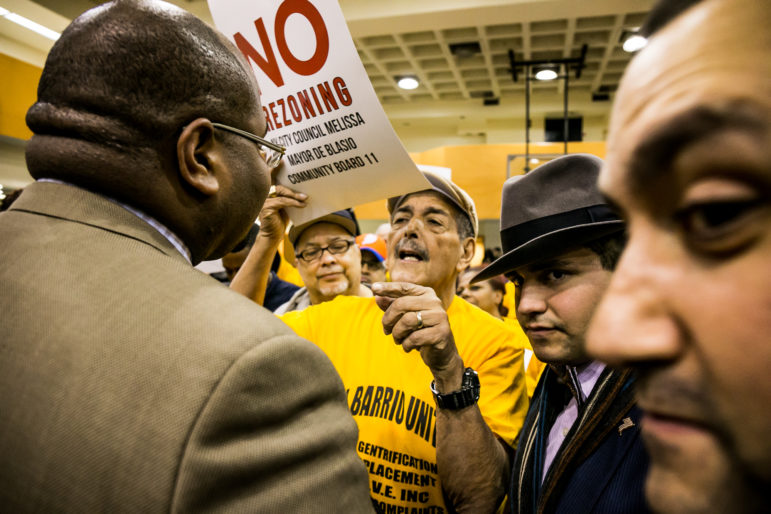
[356,233,387,262]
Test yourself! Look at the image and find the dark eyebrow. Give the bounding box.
[525,258,575,273]
[393,204,413,218]
[628,101,767,193]
[423,206,451,217]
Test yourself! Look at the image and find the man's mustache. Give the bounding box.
[394,239,429,261]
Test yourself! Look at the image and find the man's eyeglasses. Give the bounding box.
[297,239,355,262]
[212,122,286,169]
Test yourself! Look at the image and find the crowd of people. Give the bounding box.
[0,0,768,512]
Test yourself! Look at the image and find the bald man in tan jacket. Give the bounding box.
[0,1,372,512]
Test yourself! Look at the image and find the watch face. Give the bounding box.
[465,368,480,387]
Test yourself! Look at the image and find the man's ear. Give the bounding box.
[177,118,221,196]
[456,237,476,272]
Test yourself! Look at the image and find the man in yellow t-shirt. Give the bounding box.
[250,170,530,513]
[281,293,526,512]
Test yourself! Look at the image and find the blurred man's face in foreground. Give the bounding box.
[587,0,771,512]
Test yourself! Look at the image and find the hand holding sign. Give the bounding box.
[258,184,308,244]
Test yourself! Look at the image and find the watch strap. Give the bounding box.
[431,367,480,410]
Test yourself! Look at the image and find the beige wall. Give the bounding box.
[0,136,31,190]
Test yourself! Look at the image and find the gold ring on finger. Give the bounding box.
[416,311,424,330]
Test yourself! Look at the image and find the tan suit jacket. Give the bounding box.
[0,182,373,512]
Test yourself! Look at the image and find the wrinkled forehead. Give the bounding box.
[388,191,460,250]
[603,0,771,195]
[391,190,458,220]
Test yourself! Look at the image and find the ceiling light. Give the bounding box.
[0,7,61,40]
[622,34,648,53]
[619,28,648,53]
[529,158,540,164]
[534,68,558,81]
[397,76,419,90]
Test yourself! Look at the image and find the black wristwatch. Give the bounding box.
[430,367,480,410]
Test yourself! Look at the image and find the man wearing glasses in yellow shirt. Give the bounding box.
[231,208,373,313]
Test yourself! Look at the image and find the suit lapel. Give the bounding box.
[511,366,568,514]
[511,372,542,514]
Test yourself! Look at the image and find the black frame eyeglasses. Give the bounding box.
[296,239,355,263]
[212,122,286,169]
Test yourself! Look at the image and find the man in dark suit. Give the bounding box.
[473,154,649,513]
[0,1,373,512]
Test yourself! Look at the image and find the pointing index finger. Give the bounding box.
[371,281,429,299]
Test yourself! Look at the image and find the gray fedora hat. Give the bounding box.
[472,154,624,283]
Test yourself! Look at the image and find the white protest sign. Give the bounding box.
[207,0,430,225]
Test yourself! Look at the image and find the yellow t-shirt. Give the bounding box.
[502,280,518,320]
[281,295,529,513]
[275,254,303,288]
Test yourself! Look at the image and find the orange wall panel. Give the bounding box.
[354,141,606,220]
[0,54,42,140]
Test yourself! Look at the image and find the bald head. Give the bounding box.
[24,0,273,264]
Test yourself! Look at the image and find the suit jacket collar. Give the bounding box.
[511,365,638,514]
[10,181,190,265]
